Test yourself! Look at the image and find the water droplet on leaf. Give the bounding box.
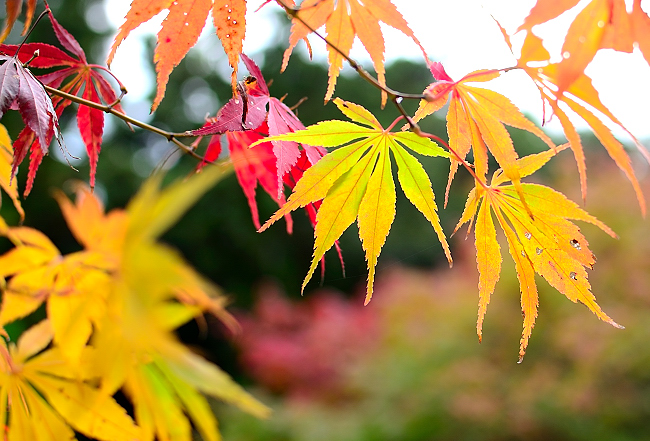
[536,247,543,255]
[569,272,577,280]
[570,239,581,250]
[524,232,532,240]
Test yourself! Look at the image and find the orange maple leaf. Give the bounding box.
[0,0,36,43]
[413,63,555,207]
[517,0,650,97]
[107,0,246,111]
[280,0,427,106]
[508,29,649,213]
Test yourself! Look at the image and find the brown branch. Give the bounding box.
[43,84,203,160]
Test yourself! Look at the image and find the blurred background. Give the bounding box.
[1,0,650,439]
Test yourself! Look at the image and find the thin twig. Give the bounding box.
[43,84,203,160]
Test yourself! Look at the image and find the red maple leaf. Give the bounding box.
[192,54,326,197]
[0,7,126,194]
[0,54,60,174]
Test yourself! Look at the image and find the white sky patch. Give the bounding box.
[102,0,650,140]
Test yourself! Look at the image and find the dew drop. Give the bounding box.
[562,51,570,59]
[579,36,586,43]
[226,34,230,37]
[396,97,403,104]
[228,9,232,12]
[597,20,605,28]
[521,250,526,257]
[227,16,231,20]
[570,239,581,250]
[234,99,239,104]
[536,247,543,255]
[233,20,237,24]
[524,232,532,240]
[569,272,577,280]
[537,67,543,73]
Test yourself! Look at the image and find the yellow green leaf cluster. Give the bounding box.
[0,164,269,440]
[252,99,451,304]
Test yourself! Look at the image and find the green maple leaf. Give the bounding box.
[252,98,452,304]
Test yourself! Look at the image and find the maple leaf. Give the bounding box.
[0,320,142,441]
[87,167,270,439]
[0,224,113,365]
[0,168,268,439]
[414,62,555,207]
[193,55,326,196]
[517,0,650,93]
[280,0,427,105]
[507,28,649,213]
[0,8,127,191]
[0,53,60,167]
[251,99,452,304]
[454,145,622,362]
[108,0,247,111]
[0,0,36,43]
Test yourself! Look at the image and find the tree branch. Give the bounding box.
[43,84,203,161]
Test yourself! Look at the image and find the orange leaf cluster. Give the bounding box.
[501,0,650,212]
[0,0,36,43]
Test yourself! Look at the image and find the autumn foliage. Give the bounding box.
[0,0,648,439]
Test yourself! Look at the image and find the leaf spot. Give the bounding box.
[535,247,543,255]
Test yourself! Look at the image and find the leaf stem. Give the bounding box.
[14,9,50,57]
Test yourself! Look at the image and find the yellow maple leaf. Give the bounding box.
[0,320,142,441]
[455,145,622,362]
[252,99,451,304]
